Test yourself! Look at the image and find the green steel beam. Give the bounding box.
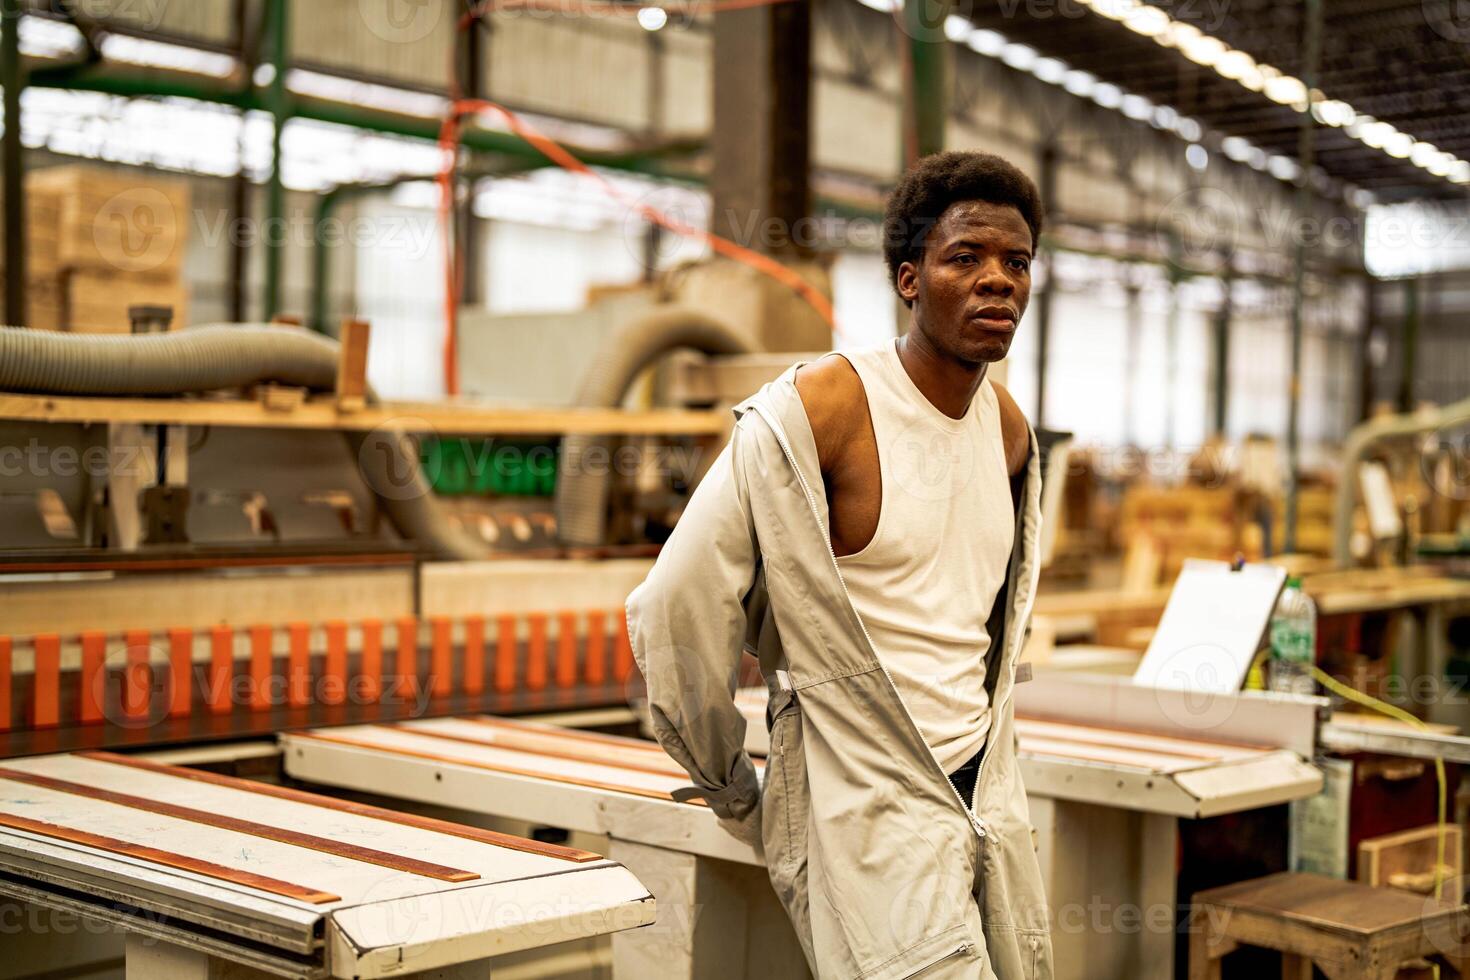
[1284,0,1323,554]
[902,0,949,163]
[2,0,26,327]
[263,0,289,319]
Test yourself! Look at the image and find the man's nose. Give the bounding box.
[973,261,1014,294]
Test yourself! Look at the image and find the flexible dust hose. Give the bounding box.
[555,306,754,547]
[0,324,490,560]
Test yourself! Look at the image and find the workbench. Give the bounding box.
[283,681,1324,980]
[0,749,655,978]
[737,675,1324,980]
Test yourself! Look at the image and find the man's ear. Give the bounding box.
[896,260,920,304]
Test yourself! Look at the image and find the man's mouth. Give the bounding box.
[968,308,1017,331]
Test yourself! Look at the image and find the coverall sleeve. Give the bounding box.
[625,429,762,821]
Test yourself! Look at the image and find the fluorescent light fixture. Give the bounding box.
[1247,147,1268,170]
[637,7,667,30]
[1123,5,1169,37]
[1061,69,1097,97]
[288,69,448,119]
[1409,142,1438,168]
[1185,143,1208,171]
[1092,82,1122,109]
[1179,34,1226,66]
[1313,99,1353,127]
[1267,155,1301,181]
[1214,50,1255,80]
[1451,161,1470,183]
[100,32,237,78]
[1221,136,1251,161]
[1384,132,1413,159]
[1359,121,1394,149]
[1174,117,1202,142]
[18,16,85,58]
[966,29,1006,57]
[1264,75,1307,106]
[854,0,897,11]
[254,63,276,87]
[1151,104,1178,129]
[1033,57,1068,84]
[1120,93,1152,120]
[1428,153,1455,177]
[1000,43,1037,71]
[944,15,973,43]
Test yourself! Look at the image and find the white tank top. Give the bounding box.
[833,340,1015,773]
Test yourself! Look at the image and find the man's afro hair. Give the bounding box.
[882,151,1044,299]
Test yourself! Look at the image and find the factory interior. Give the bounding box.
[1,0,1469,978]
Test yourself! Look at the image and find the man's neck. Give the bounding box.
[896,328,988,420]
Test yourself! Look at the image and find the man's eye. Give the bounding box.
[1009,259,1030,272]
[954,253,976,265]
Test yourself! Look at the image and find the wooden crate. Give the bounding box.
[28,164,189,276]
[63,268,188,334]
[0,185,63,283]
[0,275,64,330]
[1358,823,1462,900]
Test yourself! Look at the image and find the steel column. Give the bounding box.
[263,0,289,320]
[902,0,950,164]
[1398,276,1420,413]
[1034,140,1057,427]
[1212,255,1233,436]
[2,0,25,327]
[709,0,811,257]
[1283,0,1323,554]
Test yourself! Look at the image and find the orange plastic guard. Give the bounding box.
[123,630,151,722]
[287,623,310,709]
[584,610,607,687]
[556,612,578,689]
[31,635,60,728]
[430,617,452,698]
[208,626,233,715]
[0,636,12,732]
[322,621,348,707]
[525,613,548,691]
[168,628,193,719]
[79,631,106,725]
[359,619,383,703]
[248,626,273,711]
[395,616,418,701]
[494,614,516,694]
[462,615,486,697]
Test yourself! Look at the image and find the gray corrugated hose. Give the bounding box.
[555,306,754,546]
[0,323,490,560]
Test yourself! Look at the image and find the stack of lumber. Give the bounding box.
[3,165,189,333]
[0,183,63,329]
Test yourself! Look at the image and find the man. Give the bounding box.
[628,151,1052,980]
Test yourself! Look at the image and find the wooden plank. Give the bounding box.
[335,318,370,411]
[397,723,688,779]
[80,750,603,863]
[0,392,727,436]
[1016,718,1263,762]
[0,767,479,882]
[292,730,702,806]
[0,810,338,904]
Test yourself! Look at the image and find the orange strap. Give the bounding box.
[462,615,486,697]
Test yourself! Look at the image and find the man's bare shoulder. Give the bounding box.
[990,380,1031,476]
[794,355,865,471]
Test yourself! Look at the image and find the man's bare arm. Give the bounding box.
[794,356,866,475]
[992,381,1031,477]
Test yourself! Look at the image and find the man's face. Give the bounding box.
[896,200,1033,365]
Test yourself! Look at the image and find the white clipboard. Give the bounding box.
[1132,558,1288,694]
